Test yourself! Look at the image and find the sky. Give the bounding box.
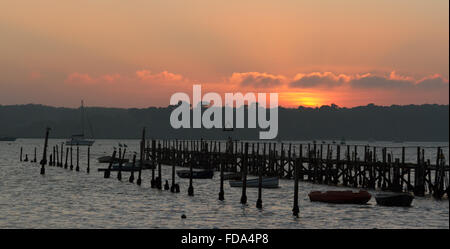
[0,0,448,108]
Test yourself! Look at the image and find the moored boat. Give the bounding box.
[229,177,279,188]
[0,136,16,141]
[375,193,414,207]
[97,156,129,164]
[97,161,154,172]
[66,101,95,146]
[66,135,95,146]
[308,190,371,204]
[176,170,214,179]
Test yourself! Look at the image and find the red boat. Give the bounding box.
[308,190,371,204]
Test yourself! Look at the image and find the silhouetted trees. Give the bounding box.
[0,103,448,141]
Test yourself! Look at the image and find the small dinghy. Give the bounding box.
[97,156,129,164]
[229,177,279,188]
[176,170,214,179]
[308,190,371,204]
[375,193,414,207]
[97,161,154,172]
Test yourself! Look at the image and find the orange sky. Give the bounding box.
[0,0,448,108]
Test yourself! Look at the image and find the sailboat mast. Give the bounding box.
[81,100,84,137]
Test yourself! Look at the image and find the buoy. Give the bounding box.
[164,180,169,190]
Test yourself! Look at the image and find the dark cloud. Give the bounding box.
[289,72,348,88]
[349,76,412,89]
[230,72,285,88]
[416,76,449,90]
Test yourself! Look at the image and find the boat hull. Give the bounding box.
[98,162,154,172]
[375,193,414,207]
[229,177,279,188]
[176,170,214,179]
[308,190,371,204]
[0,137,17,141]
[97,156,129,164]
[66,140,94,146]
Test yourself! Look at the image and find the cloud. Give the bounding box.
[65,72,96,84]
[229,72,286,88]
[64,70,448,95]
[350,72,449,90]
[136,70,184,82]
[416,74,449,90]
[289,72,350,88]
[287,71,448,92]
[65,70,186,85]
[349,75,411,89]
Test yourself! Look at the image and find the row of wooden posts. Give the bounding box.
[149,138,449,200]
[22,128,303,216]
[21,127,449,218]
[20,128,91,174]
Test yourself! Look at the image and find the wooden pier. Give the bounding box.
[22,126,450,216]
[145,139,449,198]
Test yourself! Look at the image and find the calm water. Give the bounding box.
[0,139,448,229]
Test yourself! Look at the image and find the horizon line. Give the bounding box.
[0,102,449,110]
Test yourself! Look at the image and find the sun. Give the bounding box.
[279,92,323,107]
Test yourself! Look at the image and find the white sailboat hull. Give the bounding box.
[66,139,94,146]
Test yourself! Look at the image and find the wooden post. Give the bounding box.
[157,143,162,189]
[188,143,194,196]
[51,146,55,166]
[33,147,37,163]
[129,153,136,183]
[104,150,116,178]
[70,146,73,170]
[60,143,64,167]
[151,140,156,188]
[75,146,80,172]
[335,145,340,185]
[55,145,59,167]
[20,147,23,162]
[354,145,358,187]
[64,147,69,169]
[117,148,126,181]
[87,146,90,173]
[414,146,425,196]
[219,141,225,201]
[381,147,387,190]
[171,145,176,192]
[137,128,145,186]
[293,146,299,217]
[433,147,441,198]
[40,127,50,174]
[240,142,248,205]
[256,142,263,209]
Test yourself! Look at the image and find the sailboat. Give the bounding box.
[66,100,95,146]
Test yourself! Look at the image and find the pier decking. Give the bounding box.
[20,128,450,216]
[146,139,449,198]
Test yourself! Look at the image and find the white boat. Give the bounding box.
[66,100,95,146]
[66,135,94,146]
[229,177,279,188]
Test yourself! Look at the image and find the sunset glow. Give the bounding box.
[0,0,448,108]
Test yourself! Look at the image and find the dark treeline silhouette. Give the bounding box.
[0,103,448,141]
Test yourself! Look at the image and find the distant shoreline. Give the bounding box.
[1,103,448,142]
